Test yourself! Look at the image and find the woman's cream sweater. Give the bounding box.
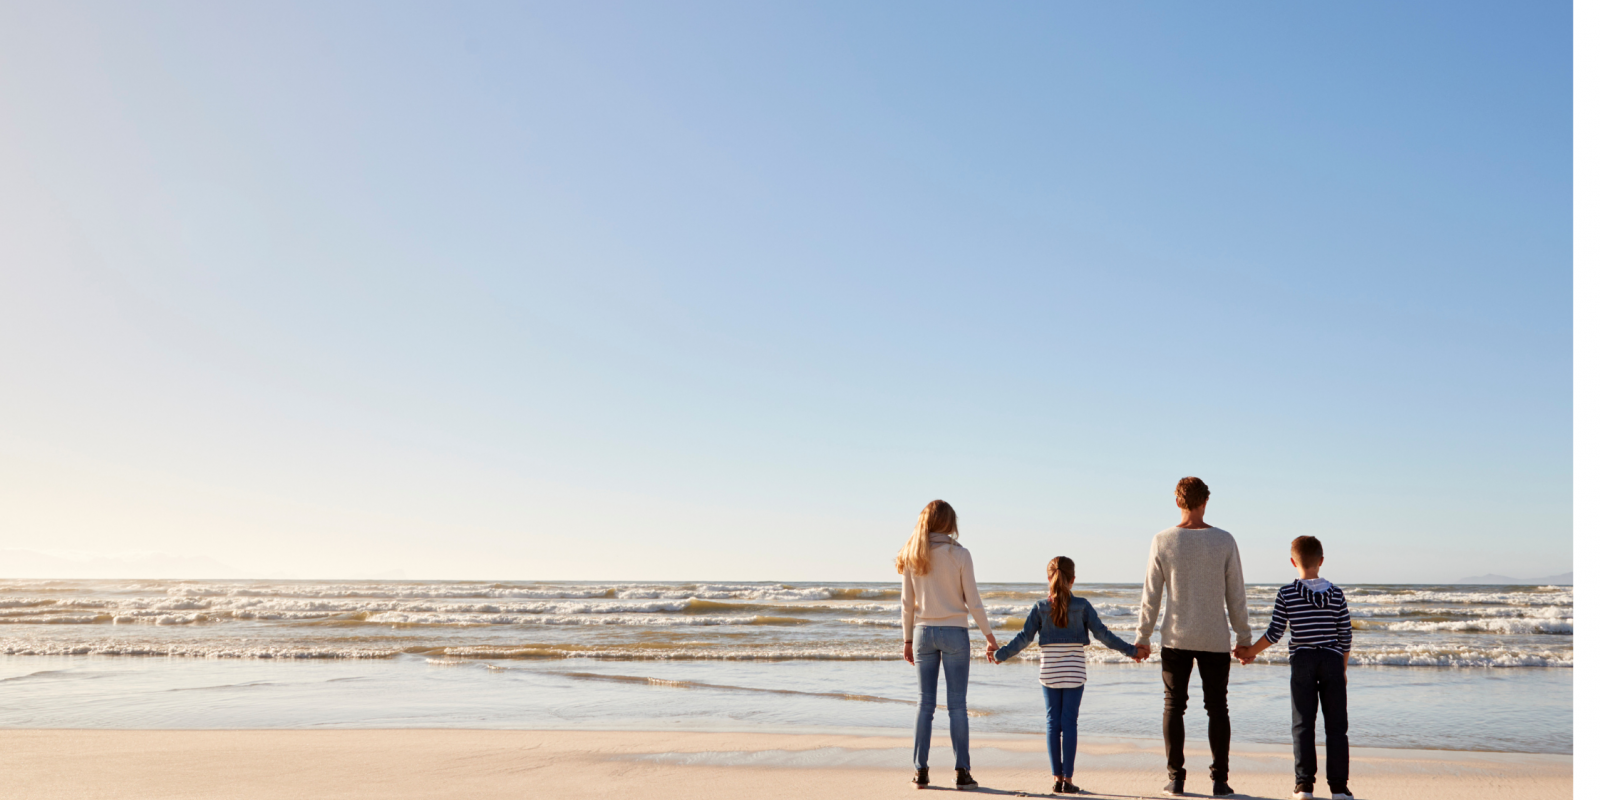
[900,533,993,641]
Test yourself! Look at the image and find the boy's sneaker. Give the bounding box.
[1163,778,1185,796]
[1291,784,1314,799]
[1331,787,1354,800]
[910,768,928,789]
[955,769,978,790]
[1213,780,1235,797]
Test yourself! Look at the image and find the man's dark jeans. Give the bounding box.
[1160,646,1232,782]
[1290,648,1349,789]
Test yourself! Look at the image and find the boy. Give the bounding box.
[1237,536,1353,800]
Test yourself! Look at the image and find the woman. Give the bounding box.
[898,499,997,791]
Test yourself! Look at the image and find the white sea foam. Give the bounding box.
[1346,589,1572,607]
[1357,618,1573,635]
[0,580,1573,668]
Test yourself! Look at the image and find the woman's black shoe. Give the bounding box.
[955,768,978,790]
[911,768,929,789]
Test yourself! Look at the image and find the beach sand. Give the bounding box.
[0,729,1570,799]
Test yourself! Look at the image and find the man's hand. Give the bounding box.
[1133,644,1151,662]
[903,641,914,665]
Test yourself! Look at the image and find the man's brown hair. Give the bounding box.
[1174,476,1210,510]
[1291,535,1324,564]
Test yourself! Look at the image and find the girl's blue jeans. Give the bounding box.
[1044,685,1085,778]
[912,625,971,770]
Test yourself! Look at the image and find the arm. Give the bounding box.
[901,569,916,664]
[1135,537,1164,649]
[993,605,1042,663]
[1084,602,1139,658]
[958,548,996,646]
[1335,590,1353,665]
[1224,537,1252,648]
[1241,588,1289,663]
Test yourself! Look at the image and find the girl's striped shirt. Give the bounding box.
[1263,578,1353,653]
[1038,642,1088,688]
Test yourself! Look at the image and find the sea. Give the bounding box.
[0,579,1572,755]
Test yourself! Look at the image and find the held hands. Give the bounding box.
[1132,644,1151,662]
[1233,644,1256,665]
[984,634,999,664]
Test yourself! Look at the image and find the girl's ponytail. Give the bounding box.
[1046,556,1075,627]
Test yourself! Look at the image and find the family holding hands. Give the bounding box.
[898,477,1354,800]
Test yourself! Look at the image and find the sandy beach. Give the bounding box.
[0,729,1571,800]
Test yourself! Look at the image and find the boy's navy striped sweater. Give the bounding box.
[1263,579,1353,653]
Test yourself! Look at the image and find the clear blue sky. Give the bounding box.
[0,2,1572,583]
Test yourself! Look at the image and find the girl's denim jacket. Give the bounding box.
[993,596,1139,663]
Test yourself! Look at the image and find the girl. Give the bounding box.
[990,557,1143,794]
[898,499,998,791]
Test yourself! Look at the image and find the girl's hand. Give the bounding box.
[903,641,914,665]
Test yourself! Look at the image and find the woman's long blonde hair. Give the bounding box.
[895,500,959,576]
[1047,556,1075,627]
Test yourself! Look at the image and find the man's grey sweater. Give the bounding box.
[1135,526,1252,653]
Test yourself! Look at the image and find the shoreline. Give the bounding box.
[0,729,1572,800]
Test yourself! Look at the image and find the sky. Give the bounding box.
[0,2,1573,584]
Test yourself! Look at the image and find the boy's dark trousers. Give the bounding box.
[1160,647,1232,782]
[1289,647,1349,789]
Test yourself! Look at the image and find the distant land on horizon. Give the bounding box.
[1454,572,1573,585]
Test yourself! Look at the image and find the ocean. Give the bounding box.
[0,579,1572,754]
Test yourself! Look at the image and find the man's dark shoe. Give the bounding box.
[955,769,978,790]
[1331,787,1355,800]
[1213,780,1234,797]
[1291,784,1314,799]
[910,768,928,789]
[1163,778,1185,796]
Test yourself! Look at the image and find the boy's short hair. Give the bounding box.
[1174,476,1210,510]
[1291,535,1324,564]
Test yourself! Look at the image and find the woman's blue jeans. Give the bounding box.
[912,625,971,770]
[1044,685,1085,778]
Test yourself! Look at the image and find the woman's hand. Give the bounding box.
[903,641,915,665]
[984,634,998,663]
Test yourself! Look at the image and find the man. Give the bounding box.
[1134,477,1252,798]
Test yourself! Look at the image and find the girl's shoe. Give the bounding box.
[1053,779,1066,794]
[910,768,928,789]
[1059,781,1085,794]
